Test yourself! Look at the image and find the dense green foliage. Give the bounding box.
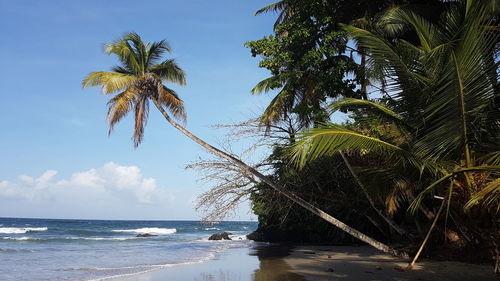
[247,0,499,264]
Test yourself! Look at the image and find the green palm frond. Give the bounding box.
[330,98,407,125]
[289,123,403,168]
[149,59,186,85]
[409,166,500,213]
[379,6,443,52]
[254,0,286,16]
[259,89,294,128]
[146,40,172,67]
[414,4,498,162]
[254,0,292,30]
[465,177,500,212]
[479,151,500,166]
[342,25,424,93]
[111,66,133,74]
[104,32,144,74]
[251,76,283,95]
[82,72,137,94]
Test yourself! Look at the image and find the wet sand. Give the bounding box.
[113,244,497,281]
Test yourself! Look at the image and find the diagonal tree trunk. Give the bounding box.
[339,151,407,236]
[151,97,408,258]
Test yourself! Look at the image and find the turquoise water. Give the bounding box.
[0,217,257,281]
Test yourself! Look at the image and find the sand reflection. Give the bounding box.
[250,244,307,281]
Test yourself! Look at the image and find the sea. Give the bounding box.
[0,217,258,281]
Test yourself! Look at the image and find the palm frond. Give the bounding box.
[146,40,172,67]
[342,24,424,96]
[465,177,500,212]
[251,76,283,95]
[379,6,443,52]
[409,165,500,213]
[254,1,286,16]
[158,86,186,123]
[289,124,403,168]
[330,98,407,126]
[111,66,133,74]
[259,89,294,128]
[133,95,149,147]
[104,32,144,74]
[82,72,137,94]
[149,59,186,86]
[107,90,136,134]
[414,4,498,162]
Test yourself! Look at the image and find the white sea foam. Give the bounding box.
[82,237,135,241]
[112,227,176,235]
[2,236,136,242]
[2,236,33,241]
[232,235,248,240]
[85,252,217,281]
[204,227,219,231]
[0,227,48,234]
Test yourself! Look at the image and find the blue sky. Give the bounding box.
[0,0,278,220]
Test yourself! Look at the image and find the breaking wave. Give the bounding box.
[0,227,48,234]
[112,227,176,235]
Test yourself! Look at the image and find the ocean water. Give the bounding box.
[0,217,257,281]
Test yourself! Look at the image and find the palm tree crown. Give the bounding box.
[82,32,187,147]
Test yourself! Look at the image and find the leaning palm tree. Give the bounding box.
[82,32,405,257]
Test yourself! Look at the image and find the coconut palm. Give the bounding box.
[82,32,187,147]
[83,32,405,257]
[289,0,500,267]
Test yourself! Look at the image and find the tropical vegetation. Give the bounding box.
[83,0,500,272]
[246,0,499,270]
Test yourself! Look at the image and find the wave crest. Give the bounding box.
[0,227,48,234]
[112,227,176,235]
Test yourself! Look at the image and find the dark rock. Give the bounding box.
[327,268,334,272]
[245,228,291,242]
[246,231,264,241]
[246,225,359,244]
[136,233,158,237]
[208,232,232,240]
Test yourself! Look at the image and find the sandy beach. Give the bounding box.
[114,243,497,281]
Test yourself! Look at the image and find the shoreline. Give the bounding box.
[111,243,497,281]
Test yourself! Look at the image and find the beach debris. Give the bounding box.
[327,268,334,272]
[303,251,316,255]
[208,232,232,240]
[327,255,332,258]
[136,233,158,237]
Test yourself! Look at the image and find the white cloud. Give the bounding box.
[0,162,256,221]
[0,162,169,206]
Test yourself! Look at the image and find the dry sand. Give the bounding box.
[282,245,497,281]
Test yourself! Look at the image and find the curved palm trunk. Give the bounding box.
[339,151,407,236]
[151,97,407,258]
[407,192,447,269]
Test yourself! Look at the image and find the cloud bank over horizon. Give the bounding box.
[0,162,257,221]
[1,162,161,204]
